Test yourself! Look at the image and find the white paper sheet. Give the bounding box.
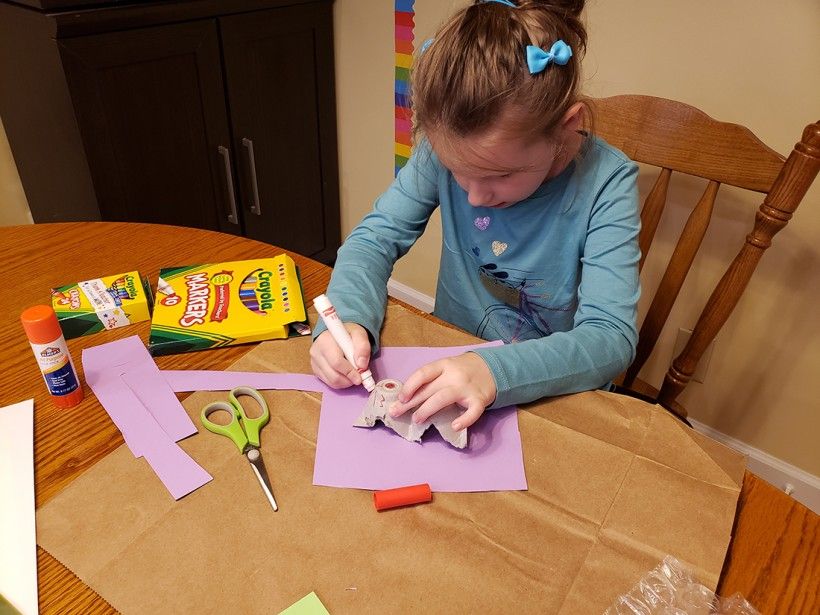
[0,399,39,614]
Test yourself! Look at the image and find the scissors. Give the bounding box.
[200,386,278,512]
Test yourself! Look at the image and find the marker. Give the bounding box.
[313,294,376,392]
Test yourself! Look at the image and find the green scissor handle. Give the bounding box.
[200,386,270,453]
[229,386,270,447]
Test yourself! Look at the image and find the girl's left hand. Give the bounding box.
[388,353,497,431]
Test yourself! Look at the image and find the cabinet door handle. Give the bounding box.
[218,145,240,225]
[242,137,262,215]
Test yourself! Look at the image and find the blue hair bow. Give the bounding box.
[526,40,573,74]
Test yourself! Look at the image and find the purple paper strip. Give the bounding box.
[82,337,212,499]
[163,371,329,394]
[92,379,211,499]
[83,336,153,457]
[313,343,527,493]
[121,364,197,443]
[83,336,196,455]
[82,334,149,374]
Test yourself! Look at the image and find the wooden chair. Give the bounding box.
[588,95,819,419]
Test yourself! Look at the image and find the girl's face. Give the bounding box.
[429,104,582,209]
[434,133,561,208]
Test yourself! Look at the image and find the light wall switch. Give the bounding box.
[672,328,716,384]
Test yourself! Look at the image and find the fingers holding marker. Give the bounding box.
[347,323,373,373]
[340,359,364,386]
[312,295,375,392]
[310,339,359,388]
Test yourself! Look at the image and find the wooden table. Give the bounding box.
[0,223,816,614]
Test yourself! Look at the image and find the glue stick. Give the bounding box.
[21,305,84,408]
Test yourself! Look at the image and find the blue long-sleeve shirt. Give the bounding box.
[315,136,640,408]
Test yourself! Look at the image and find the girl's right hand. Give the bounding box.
[310,323,372,389]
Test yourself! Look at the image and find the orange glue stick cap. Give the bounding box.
[373,483,432,511]
[21,304,65,344]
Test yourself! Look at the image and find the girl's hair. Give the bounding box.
[412,0,587,143]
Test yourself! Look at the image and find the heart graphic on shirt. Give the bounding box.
[491,241,508,256]
[474,216,491,231]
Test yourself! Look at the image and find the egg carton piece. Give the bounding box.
[353,379,467,449]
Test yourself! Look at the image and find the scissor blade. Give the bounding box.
[246,449,278,512]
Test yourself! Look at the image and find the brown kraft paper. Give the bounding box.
[36,303,745,614]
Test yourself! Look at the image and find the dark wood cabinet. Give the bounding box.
[58,20,233,232]
[0,0,340,264]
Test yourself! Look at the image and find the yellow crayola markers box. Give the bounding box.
[51,271,153,339]
[148,255,310,356]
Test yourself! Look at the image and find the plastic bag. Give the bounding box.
[605,556,759,615]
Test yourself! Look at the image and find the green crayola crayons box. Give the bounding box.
[51,271,153,339]
[148,255,310,356]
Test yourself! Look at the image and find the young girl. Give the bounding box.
[310,0,640,432]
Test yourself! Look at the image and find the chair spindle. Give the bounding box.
[624,180,719,389]
[639,167,672,272]
[658,122,820,410]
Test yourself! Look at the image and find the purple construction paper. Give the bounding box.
[84,371,211,499]
[121,364,197,443]
[85,373,142,455]
[82,337,212,499]
[83,336,196,454]
[82,335,148,374]
[163,371,329,394]
[313,343,527,493]
[83,337,152,457]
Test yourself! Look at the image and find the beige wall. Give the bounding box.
[334,0,820,475]
[0,118,31,225]
[1,1,816,473]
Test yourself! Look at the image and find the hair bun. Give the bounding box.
[523,0,585,18]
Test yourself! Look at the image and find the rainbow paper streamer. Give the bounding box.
[394,0,415,175]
